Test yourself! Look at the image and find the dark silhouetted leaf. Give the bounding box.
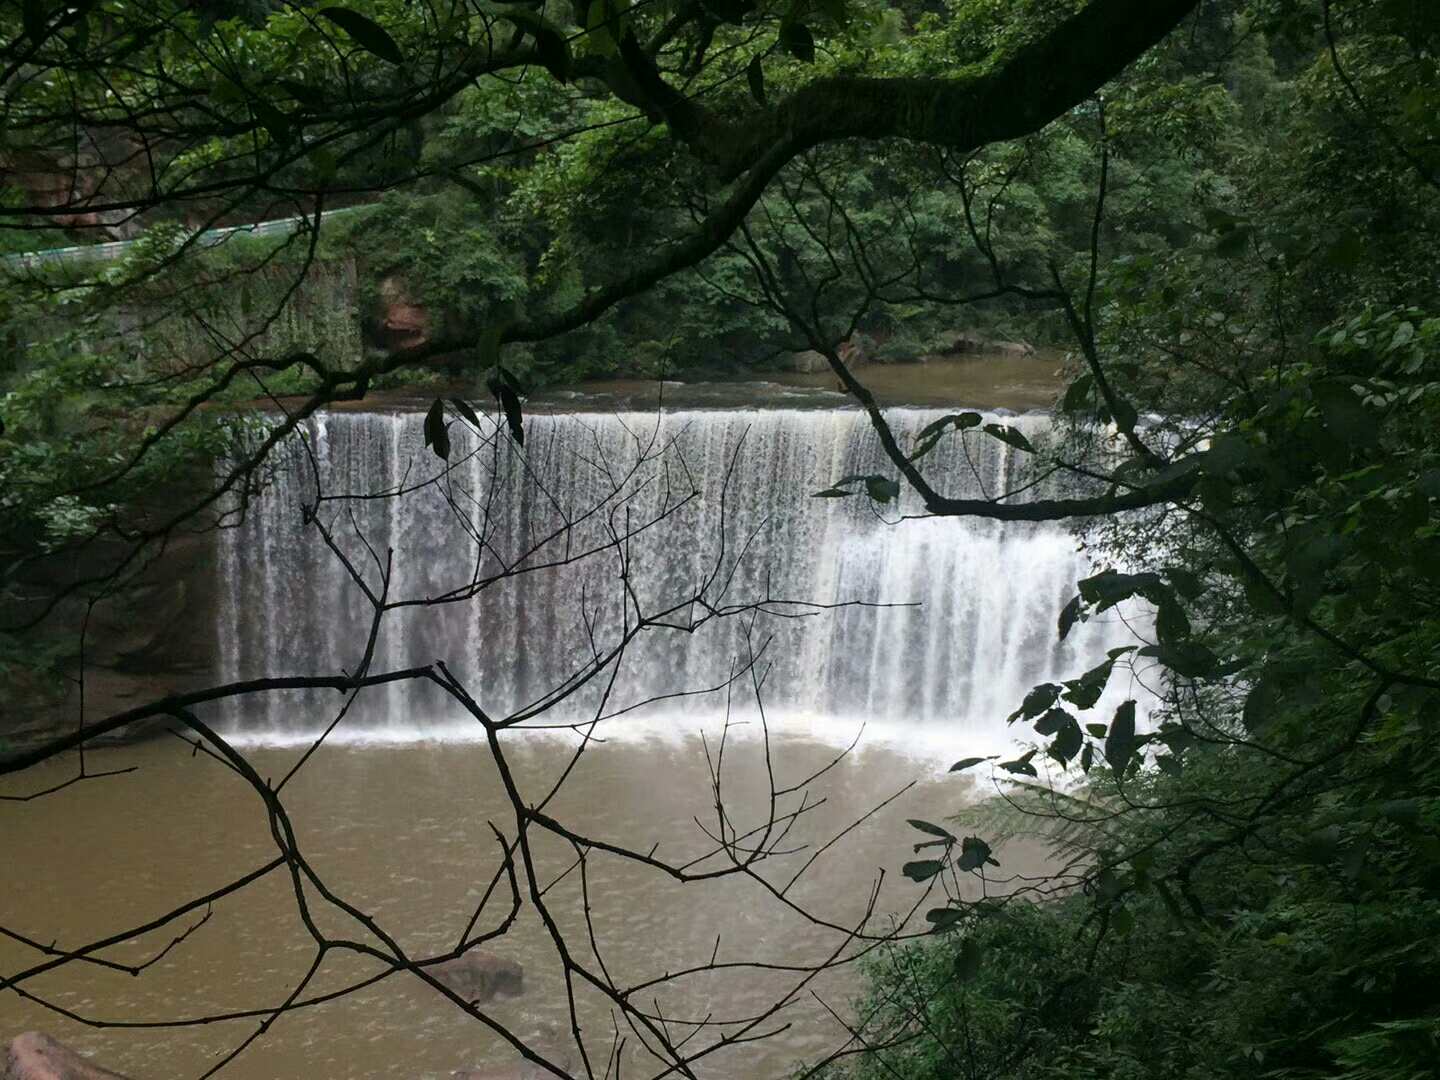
[1115,397,1139,432]
[707,0,753,24]
[449,397,481,428]
[956,835,994,871]
[493,383,524,446]
[251,99,291,146]
[1322,230,1364,270]
[864,476,900,503]
[1155,598,1191,644]
[926,906,963,930]
[1214,224,1253,257]
[1050,715,1083,762]
[1095,867,1123,900]
[999,749,1038,777]
[1314,382,1374,446]
[910,412,982,461]
[907,819,955,841]
[1079,569,1166,611]
[532,25,571,82]
[1138,641,1221,678]
[746,55,766,106]
[1062,373,1094,413]
[1058,594,1082,640]
[1009,682,1060,723]
[780,20,815,61]
[24,0,49,41]
[1033,707,1072,736]
[903,859,943,882]
[279,78,327,109]
[1298,824,1342,865]
[423,398,450,461]
[953,937,982,980]
[817,473,900,503]
[948,756,992,773]
[1203,432,1256,476]
[1165,566,1203,598]
[982,422,1034,453]
[318,7,405,64]
[1104,700,1138,774]
[1062,657,1116,710]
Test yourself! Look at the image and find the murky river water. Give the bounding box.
[1,728,1049,1079]
[3,360,1088,1077]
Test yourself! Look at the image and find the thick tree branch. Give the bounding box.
[406,0,1200,360]
[641,0,1199,181]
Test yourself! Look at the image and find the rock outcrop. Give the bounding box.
[784,349,828,373]
[374,276,433,352]
[2,1033,132,1080]
[3,136,144,239]
[935,330,1036,357]
[784,335,874,373]
[428,951,524,1003]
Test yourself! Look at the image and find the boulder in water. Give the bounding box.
[427,951,524,1003]
[992,339,1036,357]
[784,349,828,373]
[935,330,1035,357]
[786,336,873,373]
[2,1033,132,1080]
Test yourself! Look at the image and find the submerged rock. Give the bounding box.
[428,951,524,1003]
[2,1033,132,1080]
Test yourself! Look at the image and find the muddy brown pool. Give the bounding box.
[1,728,1050,1079]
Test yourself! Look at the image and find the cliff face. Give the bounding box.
[2,518,222,755]
[109,255,365,376]
[1,263,368,755]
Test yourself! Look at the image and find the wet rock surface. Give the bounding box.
[2,1033,133,1080]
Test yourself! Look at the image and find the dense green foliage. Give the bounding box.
[806,5,1440,1079]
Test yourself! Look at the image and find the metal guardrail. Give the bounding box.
[1,205,370,271]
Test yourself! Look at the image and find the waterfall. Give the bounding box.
[216,407,1146,752]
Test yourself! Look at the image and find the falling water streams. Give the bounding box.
[215,407,1140,747]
